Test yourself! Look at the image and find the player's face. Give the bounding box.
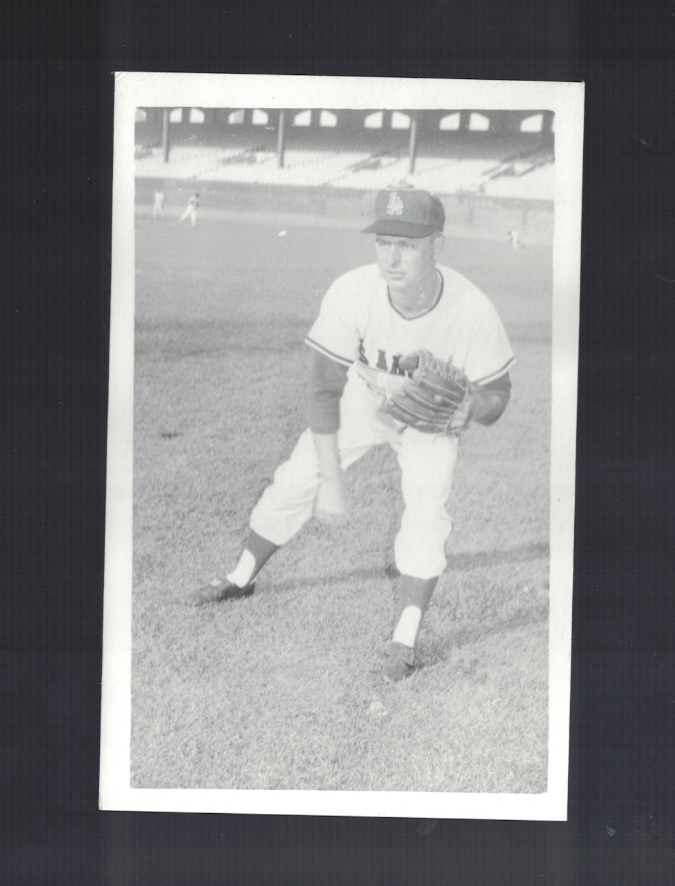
[375,234,441,294]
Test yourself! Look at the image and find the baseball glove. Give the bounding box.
[384,350,476,436]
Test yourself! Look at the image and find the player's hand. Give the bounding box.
[313,477,348,525]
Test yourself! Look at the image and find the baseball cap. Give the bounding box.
[362,185,445,238]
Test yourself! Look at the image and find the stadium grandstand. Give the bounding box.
[135,107,555,202]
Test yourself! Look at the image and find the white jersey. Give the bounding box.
[305,263,514,398]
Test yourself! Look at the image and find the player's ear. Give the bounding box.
[433,234,445,256]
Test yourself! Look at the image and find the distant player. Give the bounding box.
[507,229,523,250]
[188,186,514,682]
[178,192,199,227]
[152,189,165,220]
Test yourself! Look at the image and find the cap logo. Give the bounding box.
[386,191,404,216]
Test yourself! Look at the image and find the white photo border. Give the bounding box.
[101,72,584,819]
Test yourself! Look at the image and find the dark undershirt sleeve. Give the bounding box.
[472,372,511,426]
[308,349,350,434]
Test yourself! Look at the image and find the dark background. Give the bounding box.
[3,1,674,883]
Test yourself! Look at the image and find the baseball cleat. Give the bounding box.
[186,577,255,607]
[382,641,416,683]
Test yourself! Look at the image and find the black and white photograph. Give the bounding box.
[100,73,583,818]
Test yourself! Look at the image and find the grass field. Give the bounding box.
[131,212,552,793]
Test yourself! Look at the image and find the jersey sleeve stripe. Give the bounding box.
[304,337,354,367]
[472,356,516,385]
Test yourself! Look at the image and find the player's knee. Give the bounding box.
[402,501,452,533]
[402,477,451,510]
[271,442,319,492]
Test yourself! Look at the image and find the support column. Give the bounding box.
[489,110,507,135]
[162,108,170,163]
[408,111,419,175]
[277,109,286,168]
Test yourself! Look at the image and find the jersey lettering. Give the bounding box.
[390,354,406,376]
[360,348,413,376]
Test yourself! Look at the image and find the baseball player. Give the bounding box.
[178,192,199,227]
[507,228,522,250]
[188,186,514,682]
[152,189,165,220]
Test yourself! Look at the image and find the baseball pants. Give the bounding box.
[178,208,197,226]
[249,376,458,580]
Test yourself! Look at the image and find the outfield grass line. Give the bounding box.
[138,202,361,231]
[135,204,553,244]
